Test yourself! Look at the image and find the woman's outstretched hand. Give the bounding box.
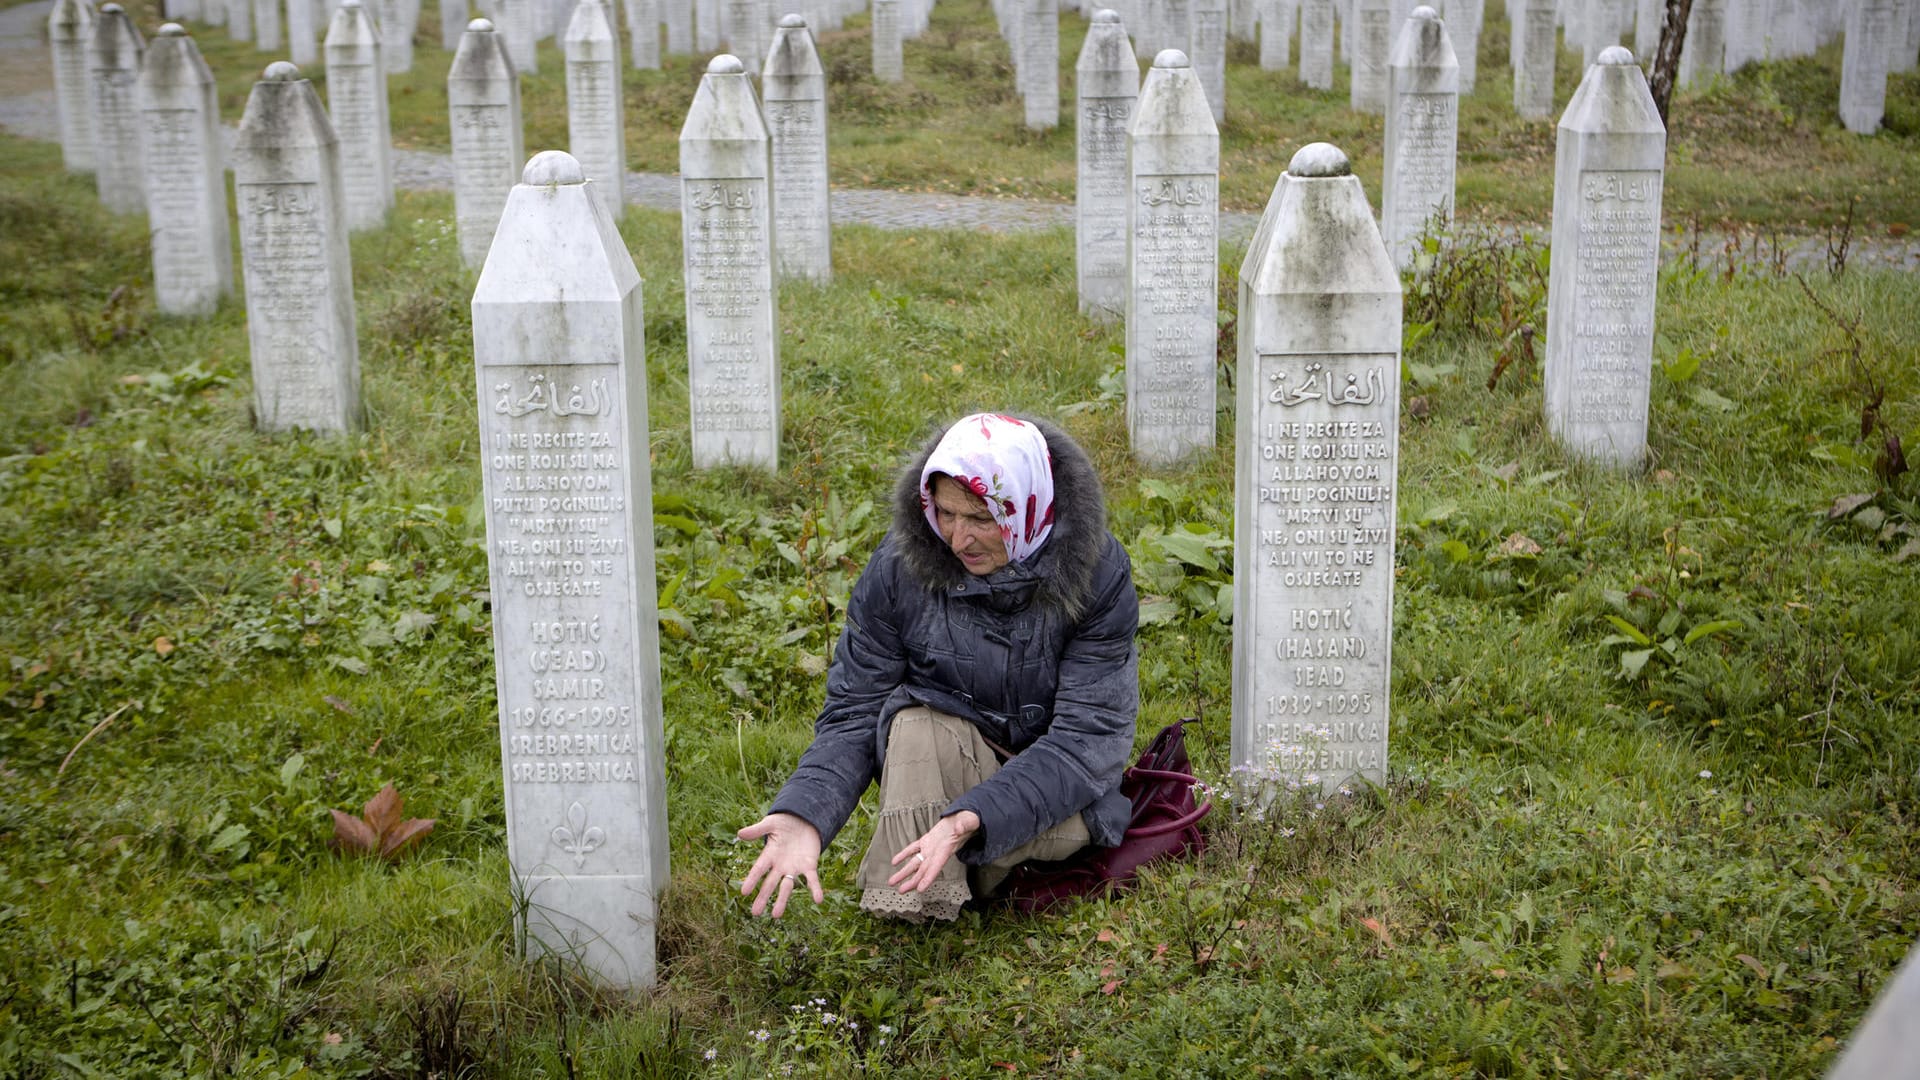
[886,810,981,894]
[737,812,825,918]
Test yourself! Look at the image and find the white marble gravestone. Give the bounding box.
[1232,142,1399,795]
[287,0,319,63]
[254,0,281,50]
[1349,0,1390,112]
[764,15,831,281]
[1841,0,1896,135]
[1380,5,1457,269]
[139,25,233,316]
[624,0,661,67]
[1512,0,1555,118]
[1632,0,1661,59]
[1020,0,1059,128]
[50,0,96,173]
[1258,0,1292,70]
[1544,48,1664,469]
[450,18,524,268]
[1721,0,1770,72]
[873,0,903,80]
[226,0,252,40]
[1191,0,1226,123]
[724,0,761,68]
[696,0,719,49]
[565,0,626,223]
[495,0,539,73]
[473,149,670,992]
[681,55,781,469]
[1829,937,1920,1080]
[1441,0,1479,92]
[88,5,145,214]
[201,0,225,26]
[665,0,691,52]
[234,62,361,432]
[375,0,417,71]
[1299,0,1333,87]
[1679,0,1724,87]
[1127,49,1218,468]
[1077,9,1137,320]
[441,0,469,50]
[324,0,396,231]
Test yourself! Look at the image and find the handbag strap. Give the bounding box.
[1127,766,1201,784]
[1126,797,1213,838]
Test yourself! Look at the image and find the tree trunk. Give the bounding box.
[1648,0,1696,126]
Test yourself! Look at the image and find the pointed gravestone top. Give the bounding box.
[99,1,120,10]
[1597,44,1634,64]
[524,148,586,184]
[1559,44,1662,134]
[1289,141,1351,176]
[709,53,744,73]
[779,12,804,26]
[1155,47,1189,66]
[265,59,300,79]
[158,21,184,34]
[469,16,492,29]
[1092,6,1118,19]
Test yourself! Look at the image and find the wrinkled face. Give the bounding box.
[931,475,1010,576]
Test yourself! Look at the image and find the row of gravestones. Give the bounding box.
[954,0,1920,133]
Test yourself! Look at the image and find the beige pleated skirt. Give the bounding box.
[857,706,1090,923]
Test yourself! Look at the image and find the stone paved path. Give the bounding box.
[4,0,1916,269]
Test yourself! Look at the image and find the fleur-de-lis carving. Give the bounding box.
[550,802,606,868]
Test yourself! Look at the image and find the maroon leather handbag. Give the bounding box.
[1000,719,1212,913]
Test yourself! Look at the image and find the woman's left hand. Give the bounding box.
[887,810,981,893]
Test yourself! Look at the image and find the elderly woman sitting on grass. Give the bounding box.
[737,413,1141,922]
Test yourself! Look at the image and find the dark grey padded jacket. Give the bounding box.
[767,418,1141,864]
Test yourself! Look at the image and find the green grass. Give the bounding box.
[86,0,1920,228]
[1,128,1918,1076]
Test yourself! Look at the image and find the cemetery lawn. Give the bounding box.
[150,0,1920,231]
[3,130,1919,1075]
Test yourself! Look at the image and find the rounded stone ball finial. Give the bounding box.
[341,0,362,8]
[159,21,186,35]
[99,3,123,12]
[1410,4,1437,18]
[778,12,805,27]
[264,61,302,81]
[709,53,745,74]
[1091,8,1120,22]
[523,150,586,186]
[1598,45,1635,65]
[1288,142,1352,178]
[1154,48,1190,68]
[469,16,494,30]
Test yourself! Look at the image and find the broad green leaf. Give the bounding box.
[1662,347,1701,384]
[1689,386,1736,413]
[1604,616,1652,646]
[1657,610,1682,637]
[655,513,700,536]
[1683,619,1743,645]
[775,541,803,567]
[280,752,306,791]
[1138,478,1178,504]
[1416,500,1459,527]
[1441,539,1472,564]
[331,656,370,675]
[321,517,343,540]
[1154,532,1220,572]
[1619,649,1655,677]
[1137,596,1181,626]
[208,823,250,853]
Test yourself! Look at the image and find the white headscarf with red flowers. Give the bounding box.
[920,413,1057,564]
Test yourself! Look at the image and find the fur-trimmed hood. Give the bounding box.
[889,415,1110,623]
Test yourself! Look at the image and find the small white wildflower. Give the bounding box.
[1698,769,1713,779]
[1338,786,1353,797]
[822,1013,837,1025]
[878,1025,894,1035]
[812,997,827,1006]
[704,1048,717,1061]
[753,1028,770,1042]
[1279,827,1296,838]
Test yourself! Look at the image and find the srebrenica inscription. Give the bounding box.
[233,62,361,433]
[1232,142,1400,794]
[1543,47,1666,469]
[474,150,670,991]
[1127,48,1218,468]
[680,55,781,469]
